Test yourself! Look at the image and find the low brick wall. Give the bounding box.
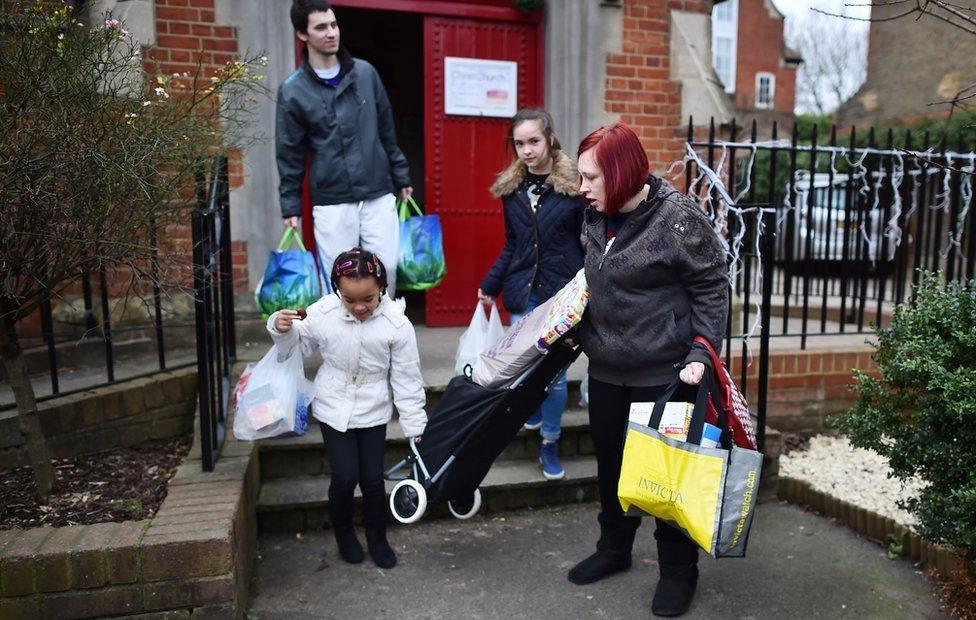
[0,369,197,470]
[730,348,878,433]
[0,427,259,618]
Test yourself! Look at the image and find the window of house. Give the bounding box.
[711,0,738,94]
[713,37,734,91]
[714,0,734,22]
[755,72,775,109]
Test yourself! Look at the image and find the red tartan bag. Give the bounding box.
[693,336,759,450]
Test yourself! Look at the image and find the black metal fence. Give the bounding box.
[684,117,976,451]
[1,220,198,410]
[192,156,236,472]
[1,156,236,471]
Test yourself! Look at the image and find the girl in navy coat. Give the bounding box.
[477,108,587,480]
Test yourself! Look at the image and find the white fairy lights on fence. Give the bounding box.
[680,136,976,355]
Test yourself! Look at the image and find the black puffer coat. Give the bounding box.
[479,150,587,313]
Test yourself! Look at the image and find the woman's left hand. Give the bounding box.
[679,361,705,385]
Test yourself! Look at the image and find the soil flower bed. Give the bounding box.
[0,435,191,530]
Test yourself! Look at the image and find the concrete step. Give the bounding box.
[257,407,593,482]
[256,455,599,533]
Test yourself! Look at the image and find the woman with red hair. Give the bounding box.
[568,123,728,617]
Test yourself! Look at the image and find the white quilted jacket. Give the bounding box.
[266,295,427,437]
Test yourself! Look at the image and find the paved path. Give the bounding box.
[248,501,946,619]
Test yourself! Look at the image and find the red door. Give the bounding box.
[423,16,542,326]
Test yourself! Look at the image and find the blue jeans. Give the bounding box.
[509,293,567,442]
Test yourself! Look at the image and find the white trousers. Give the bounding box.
[312,193,399,295]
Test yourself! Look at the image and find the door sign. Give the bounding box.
[444,56,517,118]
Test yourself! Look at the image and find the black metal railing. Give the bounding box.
[685,117,976,450]
[687,118,976,346]
[192,156,236,472]
[1,222,196,411]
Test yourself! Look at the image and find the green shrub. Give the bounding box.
[838,272,976,549]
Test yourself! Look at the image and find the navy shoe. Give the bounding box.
[539,441,565,480]
[523,411,542,430]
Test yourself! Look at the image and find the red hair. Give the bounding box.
[577,123,648,215]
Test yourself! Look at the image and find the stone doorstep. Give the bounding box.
[256,422,782,534]
[258,411,778,453]
[776,476,972,580]
[257,407,591,454]
[256,409,594,480]
[256,456,599,534]
[258,455,597,512]
[0,425,258,618]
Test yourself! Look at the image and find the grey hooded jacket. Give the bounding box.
[275,48,411,218]
[578,177,729,387]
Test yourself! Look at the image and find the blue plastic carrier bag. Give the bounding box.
[396,197,446,291]
[255,227,321,319]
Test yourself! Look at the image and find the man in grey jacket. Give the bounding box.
[277,0,412,294]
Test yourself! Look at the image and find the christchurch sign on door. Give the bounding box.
[444,56,517,118]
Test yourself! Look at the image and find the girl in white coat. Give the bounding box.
[268,248,426,569]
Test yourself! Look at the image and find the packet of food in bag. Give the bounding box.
[537,269,588,350]
[239,384,286,430]
[628,401,693,441]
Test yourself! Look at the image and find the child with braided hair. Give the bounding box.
[267,247,426,569]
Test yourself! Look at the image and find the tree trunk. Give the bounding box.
[0,311,54,502]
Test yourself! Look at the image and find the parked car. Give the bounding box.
[778,171,891,275]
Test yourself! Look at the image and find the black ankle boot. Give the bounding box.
[333,525,364,564]
[651,565,698,617]
[365,528,397,569]
[651,524,700,617]
[567,549,632,585]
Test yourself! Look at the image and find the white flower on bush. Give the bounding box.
[103,18,129,36]
[154,87,170,99]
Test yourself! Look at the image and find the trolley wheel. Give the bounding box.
[390,479,427,524]
[447,488,482,520]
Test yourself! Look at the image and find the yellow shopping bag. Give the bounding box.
[617,376,762,557]
[618,424,727,553]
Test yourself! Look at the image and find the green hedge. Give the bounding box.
[838,272,976,549]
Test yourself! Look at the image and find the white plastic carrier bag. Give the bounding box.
[233,344,314,441]
[454,302,505,376]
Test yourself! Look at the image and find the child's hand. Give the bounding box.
[275,309,301,332]
[477,288,494,306]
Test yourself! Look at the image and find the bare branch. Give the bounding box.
[898,148,976,174]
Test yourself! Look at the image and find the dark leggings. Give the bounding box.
[588,376,700,568]
[320,422,387,531]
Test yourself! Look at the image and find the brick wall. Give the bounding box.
[603,0,712,171]
[733,0,797,115]
[0,431,259,618]
[836,0,976,127]
[729,348,879,433]
[145,0,249,295]
[0,370,198,471]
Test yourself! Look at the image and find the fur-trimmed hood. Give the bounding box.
[490,150,580,198]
